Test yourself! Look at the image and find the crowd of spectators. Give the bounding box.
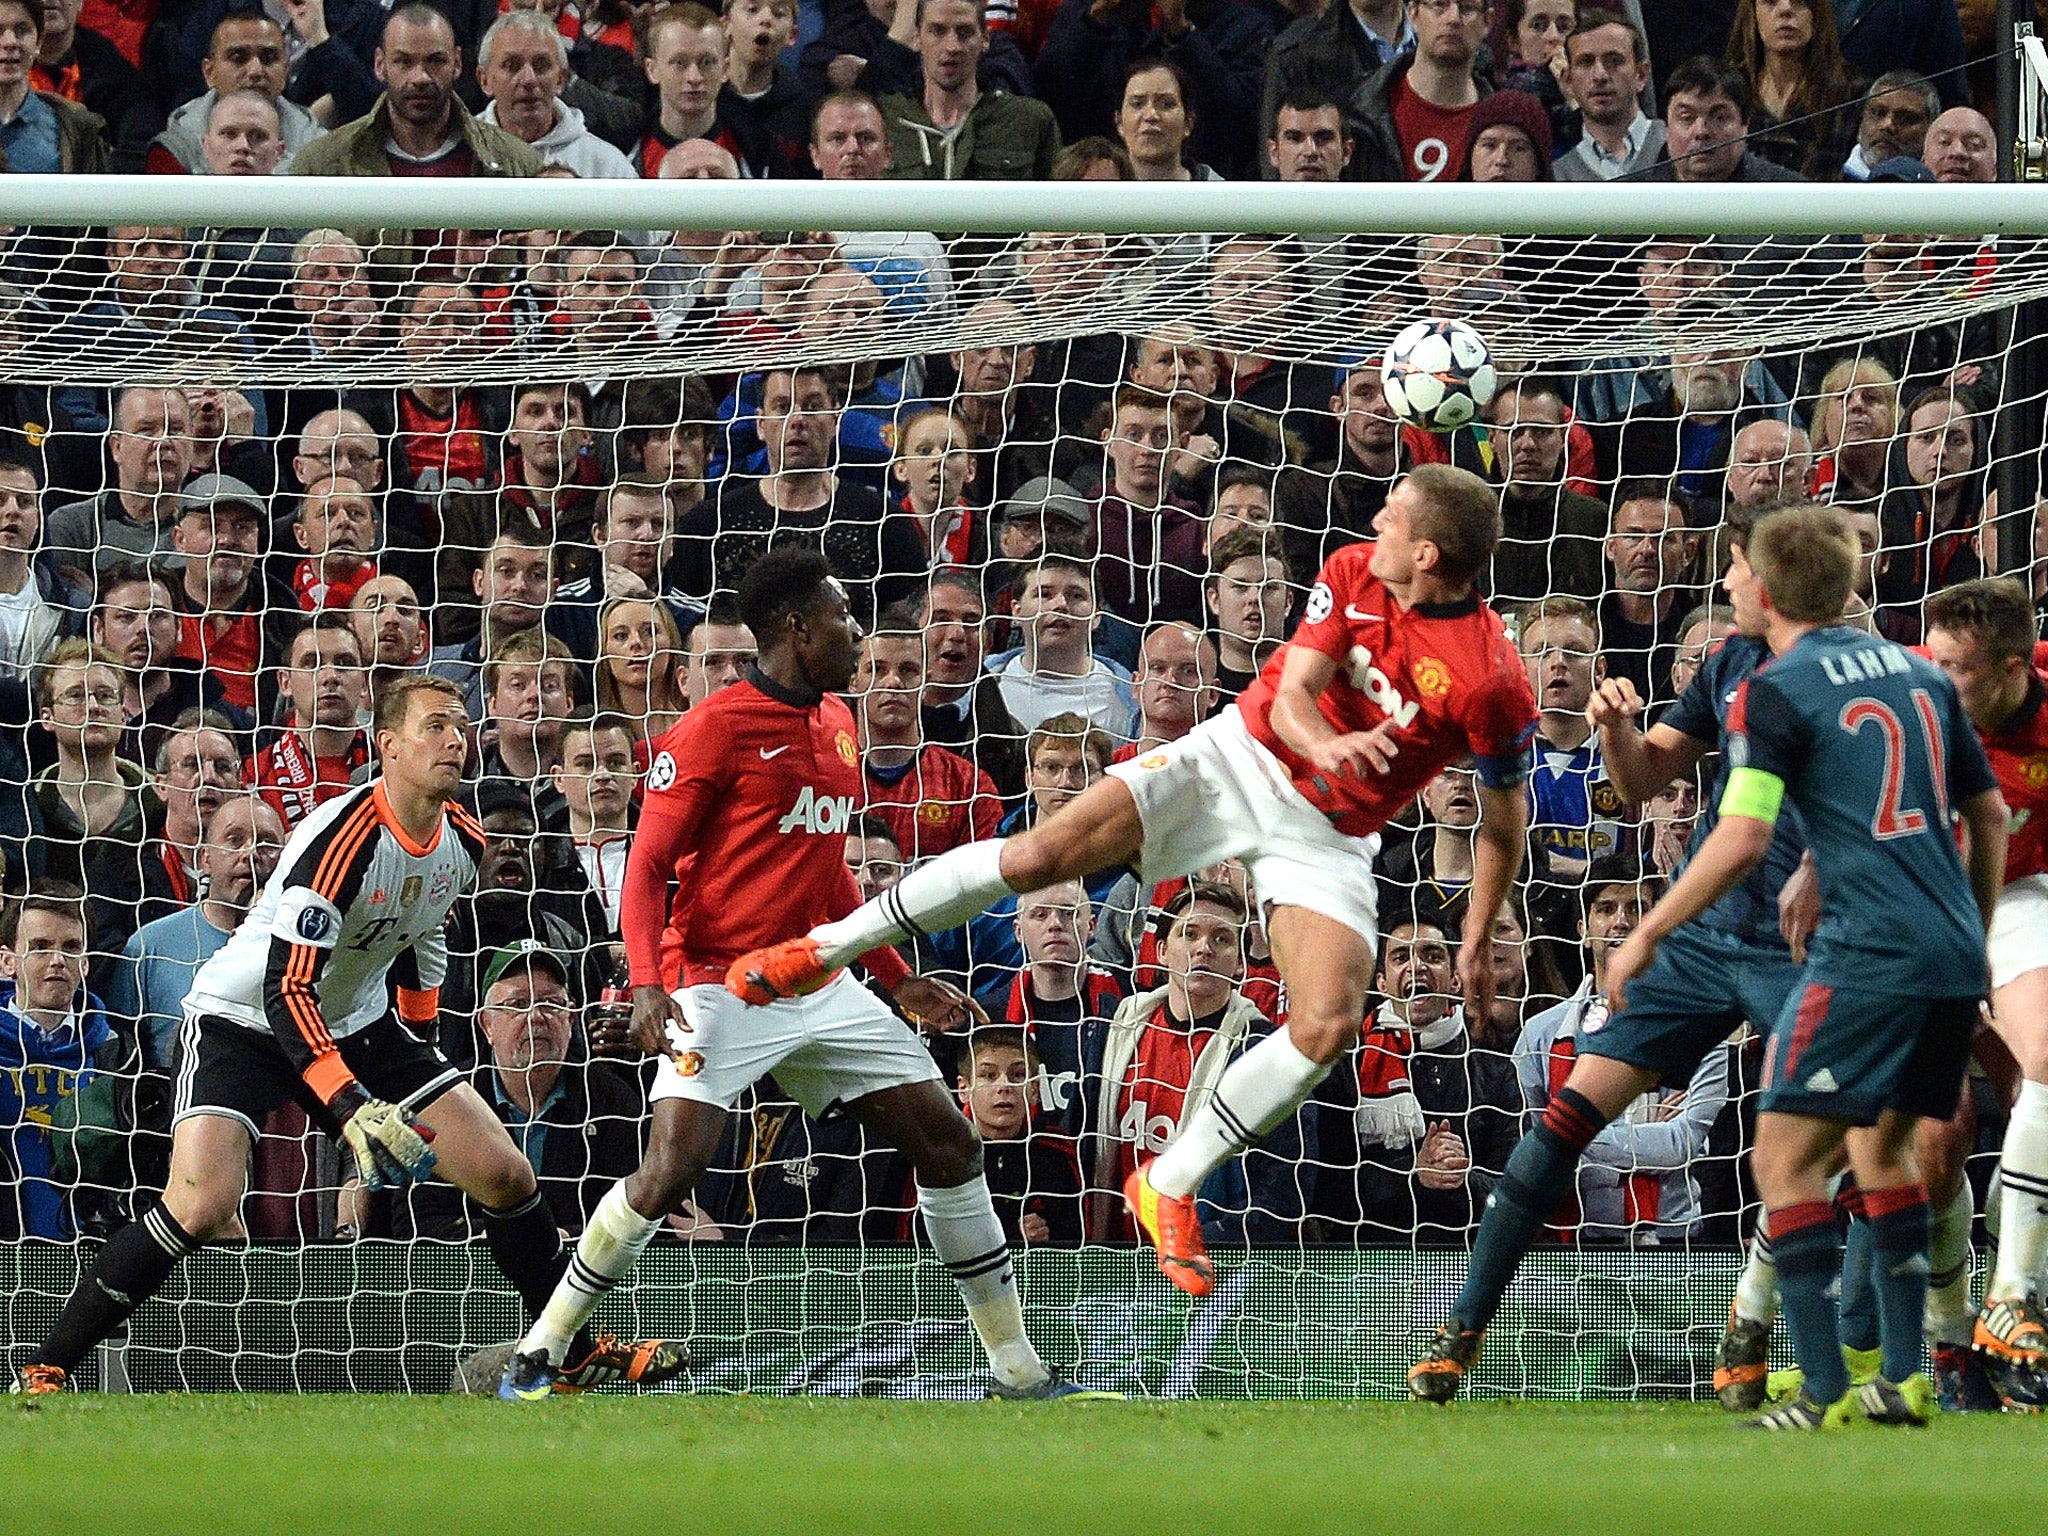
[0,0,2028,1260]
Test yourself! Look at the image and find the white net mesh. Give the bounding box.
[0,185,2040,1396]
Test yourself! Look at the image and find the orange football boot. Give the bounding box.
[1124,1165,1215,1297]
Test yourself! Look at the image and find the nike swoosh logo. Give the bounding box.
[759,746,790,760]
[1345,605,1381,622]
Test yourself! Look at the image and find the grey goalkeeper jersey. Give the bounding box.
[186,781,486,1095]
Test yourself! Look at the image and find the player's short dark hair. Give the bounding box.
[737,546,837,641]
[1404,464,1502,588]
[0,450,39,487]
[1924,577,2037,666]
[1664,55,1752,116]
[1748,505,1856,624]
[373,673,467,739]
[0,882,89,951]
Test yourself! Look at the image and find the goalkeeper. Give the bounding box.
[12,676,682,1396]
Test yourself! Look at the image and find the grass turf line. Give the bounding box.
[4,1396,2039,1536]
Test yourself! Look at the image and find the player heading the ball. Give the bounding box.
[14,675,683,1396]
[729,466,1538,1297]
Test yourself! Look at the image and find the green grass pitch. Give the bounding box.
[5,1395,2044,1536]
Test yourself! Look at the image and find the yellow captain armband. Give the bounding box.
[1719,765,1786,826]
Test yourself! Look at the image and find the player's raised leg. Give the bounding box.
[730,773,1146,1006]
[12,1111,250,1394]
[1125,903,1362,1297]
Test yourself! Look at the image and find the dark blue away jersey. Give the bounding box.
[1661,634,1806,947]
[1729,626,1997,996]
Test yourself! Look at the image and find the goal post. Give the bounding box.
[1,165,2045,1397]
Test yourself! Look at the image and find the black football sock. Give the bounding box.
[483,1190,596,1360]
[1771,1201,1849,1405]
[33,1202,198,1375]
[1835,1194,1880,1354]
[1864,1183,1932,1385]
[1449,1088,1607,1331]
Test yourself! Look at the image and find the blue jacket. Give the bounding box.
[0,978,114,1238]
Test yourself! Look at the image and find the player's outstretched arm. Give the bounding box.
[1586,678,1708,804]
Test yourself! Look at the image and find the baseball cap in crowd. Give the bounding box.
[1867,155,1936,184]
[998,476,1091,529]
[178,472,269,521]
[481,938,572,995]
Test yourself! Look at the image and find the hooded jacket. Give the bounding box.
[148,89,325,173]
[878,88,1060,181]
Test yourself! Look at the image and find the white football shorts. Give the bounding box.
[649,970,943,1116]
[1105,706,1381,948]
[1990,872,2048,993]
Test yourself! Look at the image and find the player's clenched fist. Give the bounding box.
[1584,677,1644,733]
[335,1090,437,1190]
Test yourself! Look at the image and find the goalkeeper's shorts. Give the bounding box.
[172,1011,462,1140]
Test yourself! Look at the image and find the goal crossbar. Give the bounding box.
[3,176,2047,237]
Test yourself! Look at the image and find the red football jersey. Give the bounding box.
[1113,1007,1214,1219]
[1982,670,2048,884]
[626,677,906,988]
[860,743,1002,863]
[1237,541,1537,839]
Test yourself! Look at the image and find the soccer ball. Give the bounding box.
[1380,319,1498,433]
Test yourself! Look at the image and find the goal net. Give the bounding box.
[1,175,2043,1397]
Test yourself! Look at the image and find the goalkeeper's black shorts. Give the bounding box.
[170,1012,462,1141]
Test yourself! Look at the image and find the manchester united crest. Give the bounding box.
[1410,656,1453,699]
[835,730,858,766]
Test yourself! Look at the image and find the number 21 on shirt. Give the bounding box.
[1841,689,1949,840]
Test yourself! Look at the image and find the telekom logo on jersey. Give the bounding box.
[778,785,858,835]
